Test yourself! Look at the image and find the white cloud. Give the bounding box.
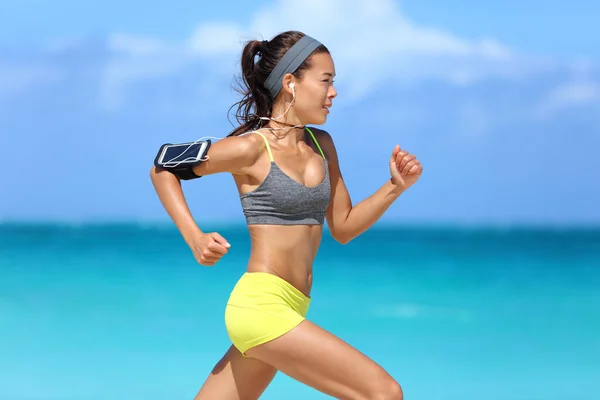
[0,64,64,101]
[0,0,575,112]
[96,0,524,106]
[185,0,519,99]
[108,33,169,56]
[553,81,600,106]
[187,22,247,56]
[541,81,600,112]
[535,64,600,120]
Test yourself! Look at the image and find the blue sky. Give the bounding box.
[1,0,599,225]
[2,0,599,58]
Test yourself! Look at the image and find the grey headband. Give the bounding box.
[263,35,323,99]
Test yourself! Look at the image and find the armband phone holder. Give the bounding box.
[153,140,211,180]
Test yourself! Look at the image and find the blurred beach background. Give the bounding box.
[1,1,599,399]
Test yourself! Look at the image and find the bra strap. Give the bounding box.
[305,127,326,160]
[251,131,274,162]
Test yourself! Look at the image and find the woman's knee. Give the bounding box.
[367,376,403,400]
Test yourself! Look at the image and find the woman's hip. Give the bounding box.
[224,272,312,356]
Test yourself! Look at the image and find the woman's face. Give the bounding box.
[291,52,337,125]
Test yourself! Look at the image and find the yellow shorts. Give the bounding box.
[225,272,311,356]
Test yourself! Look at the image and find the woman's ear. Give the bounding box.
[281,73,295,96]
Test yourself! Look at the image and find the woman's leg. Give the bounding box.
[245,320,403,400]
[194,345,278,400]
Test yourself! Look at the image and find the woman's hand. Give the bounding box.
[187,231,231,266]
[389,145,423,191]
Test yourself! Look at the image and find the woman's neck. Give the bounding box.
[261,123,306,147]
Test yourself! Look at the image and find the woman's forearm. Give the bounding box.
[336,179,404,243]
[149,167,203,244]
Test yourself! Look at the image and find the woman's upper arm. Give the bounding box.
[192,134,262,177]
[316,129,353,228]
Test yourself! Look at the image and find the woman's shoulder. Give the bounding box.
[235,130,269,146]
[200,131,269,171]
[217,131,269,156]
[306,126,331,138]
[306,126,335,153]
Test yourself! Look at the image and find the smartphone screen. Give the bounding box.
[160,142,207,164]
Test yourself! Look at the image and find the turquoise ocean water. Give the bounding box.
[1,222,599,400]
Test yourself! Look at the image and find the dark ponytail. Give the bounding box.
[227,31,329,137]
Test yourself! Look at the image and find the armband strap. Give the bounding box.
[170,166,203,180]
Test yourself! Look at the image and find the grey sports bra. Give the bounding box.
[239,128,331,225]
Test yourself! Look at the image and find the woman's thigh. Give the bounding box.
[245,320,403,400]
[194,345,278,400]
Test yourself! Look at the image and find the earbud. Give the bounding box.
[257,81,298,126]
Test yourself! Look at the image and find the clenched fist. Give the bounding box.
[390,145,423,190]
[189,232,231,266]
